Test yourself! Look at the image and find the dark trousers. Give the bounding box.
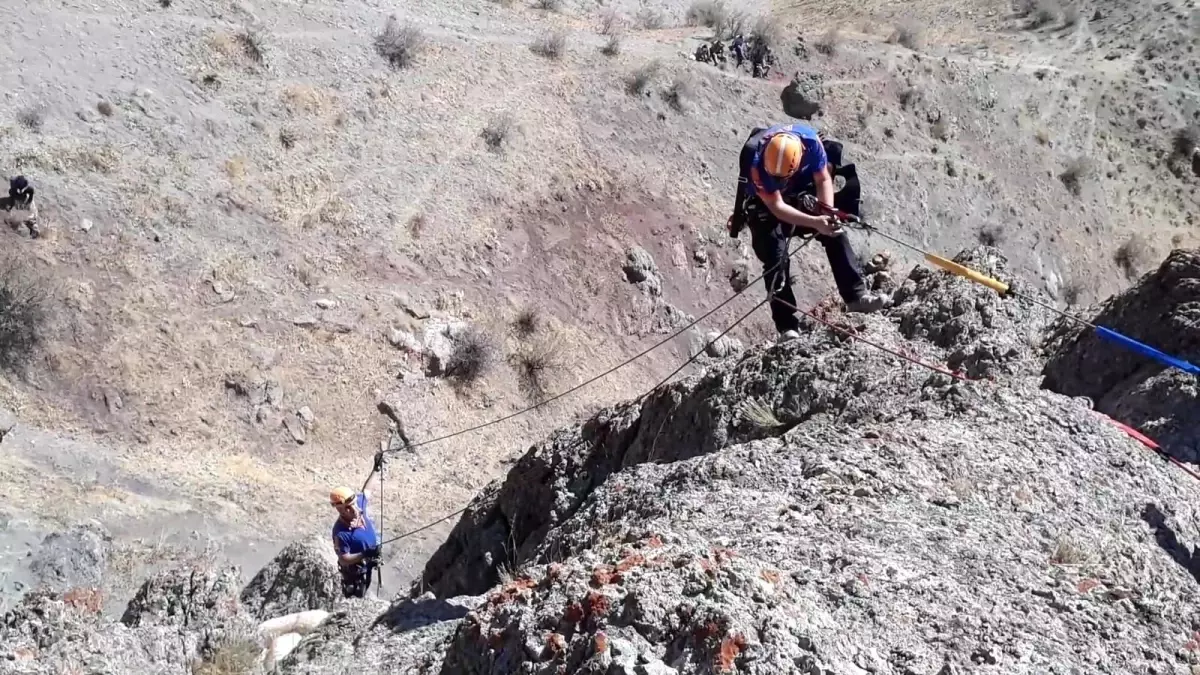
[340,562,375,598]
[747,169,866,333]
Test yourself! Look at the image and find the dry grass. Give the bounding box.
[749,15,781,51]
[511,333,565,401]
[601,34,622,57]
[976,224,1004,247]
[715,9,750,40]
[281,84,333,115]
[375,16,426,69]
[270,170,352,231]
[279,128,298,149]
[13,142,120,174]
[815,27,840,56]
[1026,0,1061,27]
[887,21,923,50]
[16,106,45,132]
[193,636,261,675]
[1113,234,1152,280]
[1049,536,1092,566]
[408,212,426,239]
[686,0,727,28]
[1058,156,1093,196]
[534,0,562,11]
[0,253,48,371]
[531,30,567,59]
[447,325,498,384]
[738,398,781,430]
[898,86,921,110]
[236,29,265,64]
[599,8,624,36]
[626,60,662,96]
[512,306,540,338]
[481,113,516,153]
[637,7,666,29]
[666,75,692,112]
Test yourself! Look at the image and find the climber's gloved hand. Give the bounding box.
[372,450,385,473]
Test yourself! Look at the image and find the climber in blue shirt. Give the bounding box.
[330,486,380,598]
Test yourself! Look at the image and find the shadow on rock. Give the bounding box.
[1141,502,1200,583]
[376,593,471,633]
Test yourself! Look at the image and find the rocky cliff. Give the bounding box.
[4,247,1200,675]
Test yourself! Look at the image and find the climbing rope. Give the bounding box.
[364,235,816,549]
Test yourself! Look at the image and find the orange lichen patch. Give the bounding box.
[760,569,781,584]
[584,591,611,619]
[1077,578,1100,594]
[489,577,537,606]
[594,632,609,654]
[716,634,748,672]
[563,601,585,624]
[547,632,566,656]
[62,587,103,614]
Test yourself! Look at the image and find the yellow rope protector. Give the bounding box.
[924,253,1010,296]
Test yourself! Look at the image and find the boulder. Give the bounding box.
[240,540,342,620]
[28,521,112,592]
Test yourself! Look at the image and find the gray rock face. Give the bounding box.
[240,539,342,620]
[623,246,659,286]
[28,521,112,592]
[1042,248,1200,461]
[781,72,825,120]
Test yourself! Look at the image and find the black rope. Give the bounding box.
[372,235,816,548]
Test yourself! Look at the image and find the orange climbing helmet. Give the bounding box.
[762,133,804,178]
[329,486,355,507]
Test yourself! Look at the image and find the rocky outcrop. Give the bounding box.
[6,247,1200,675]
[240,539,343,620]
[1042,248,1200,460]
[28,521,112,592]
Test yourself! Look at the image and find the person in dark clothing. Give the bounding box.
[330,486,381,599]
[1,175,39,239]
[728,124,890,341]
[731,35,746,69]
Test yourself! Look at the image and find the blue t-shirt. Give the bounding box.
[748,123,828,198]
[332,492,379,556]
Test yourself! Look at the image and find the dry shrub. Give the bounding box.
[193,636,261,675]
[97,100,115,117]
[14,142,118,174]
[1050,536,1091,566]
[1113,234,1152,280]
[481,112,516,153]
[887,21,923,50]
[279,128,297,149]
[531,30,567,59]
[16,106,45,132]
[408,212,426,239]
[236,29,265,64]
[626,59,662,95]
[749,15,780,51]
[686,0,727,28]
[512,306,540,337]
[0,253,48,371]
[898,86,921,109]
[62,588,103,614]
[447,325,498,384]
[271,170,352,230]
[512,333,565,401]
[1058,156,1093,196]
[535,0,562,10]
[1027,0,1060,27]
[976,224,1004,247]
[1172,125,1199,158]
[637,7,666,29]
[666,75,692,112]
[601,34,622,56]
[715,9,749,40]
[1061,277,1084,305]
[280,84,331,115]
[815,27,840,55]
[375,16,426,69]
[599,7,624,36]
[738,398,781,430]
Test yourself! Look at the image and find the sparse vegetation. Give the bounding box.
[1050,536,1091,566]
[374,16,426,69]
[738,398,781,430]
[898,86,921,110]
[1113,234,1152,280]
[815,27,840,56]
[0,254,48,371]
[236,28,265,64]
[626,60,662,96]
[97,100,115,117]
[887,21,923,50]
[447,326,498,384]
[666,75,692,112]
[686,0,727,28]
[1061,278,1083,305]
[16,106,44,132]
[513,307,540,338]
[976,224,1004,247]
[408,212,426,239]
[512,333,565,401]
[637,7,666,29]
[279,128,298,149]
[749,15,781,52]
[535,0,561,10]
[530,30,567,59]
[715,10,749,40]
[193,635,261,675]
[598,7,624,36]
[1028,0,1061,27]
[481,113,516,153]
[1058,156,1093,196]
[1171,125,1199,158]
[601,34,622,57]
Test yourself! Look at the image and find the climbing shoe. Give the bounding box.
[846,292,892,314]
